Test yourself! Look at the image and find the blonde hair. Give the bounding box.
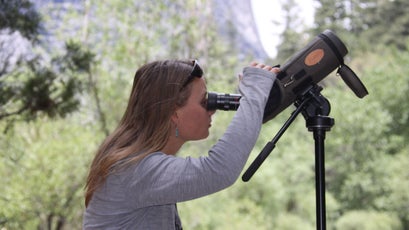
[85,59,197,206]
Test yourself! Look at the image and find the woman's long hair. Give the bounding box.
[85,59,195,207]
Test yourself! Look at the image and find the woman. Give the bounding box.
[83,59,279,229]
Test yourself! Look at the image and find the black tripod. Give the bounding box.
[242,84,334,230]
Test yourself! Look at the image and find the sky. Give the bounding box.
[251,0,315,57]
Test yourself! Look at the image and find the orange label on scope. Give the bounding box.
[304,49,324,66]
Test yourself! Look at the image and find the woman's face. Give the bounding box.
[174,77,216,141]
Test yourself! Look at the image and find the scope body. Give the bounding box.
[207,30,368,122]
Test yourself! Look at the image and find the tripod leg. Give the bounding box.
[307,115,334,230]
[314,129,327,230]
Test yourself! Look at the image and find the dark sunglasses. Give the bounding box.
[180,60,203,89]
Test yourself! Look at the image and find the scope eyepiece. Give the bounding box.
[207,92,241,111]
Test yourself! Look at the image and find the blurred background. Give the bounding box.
[1,0,408,229]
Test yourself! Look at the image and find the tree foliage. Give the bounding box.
[0,0,95,131]
[274,0,310,64]
[0,0,41,41]
[312,0,409,54]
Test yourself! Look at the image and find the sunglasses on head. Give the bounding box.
[180,60,203,89]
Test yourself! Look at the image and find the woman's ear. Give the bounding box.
[171,110,179,124]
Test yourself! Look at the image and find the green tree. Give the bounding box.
[312,0,348,34]
[0,0,95,131]
[0,0,41,42]
[335,210,402,230]
[0,118,100,229]
[312,0,409,54]
[323,46,409,228]
[274,0,309,64]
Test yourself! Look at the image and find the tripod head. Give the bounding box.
[242,83,333,182]
[294,84,330,118]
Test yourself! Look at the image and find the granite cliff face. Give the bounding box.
[213,0,269,59]
[7,0,268,63]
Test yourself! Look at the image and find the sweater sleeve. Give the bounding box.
[127,67,276,207]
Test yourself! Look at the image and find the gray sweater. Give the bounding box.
[83,67,276,229]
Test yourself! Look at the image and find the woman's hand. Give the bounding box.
[238,61,280,81]
[250,61,280,74]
